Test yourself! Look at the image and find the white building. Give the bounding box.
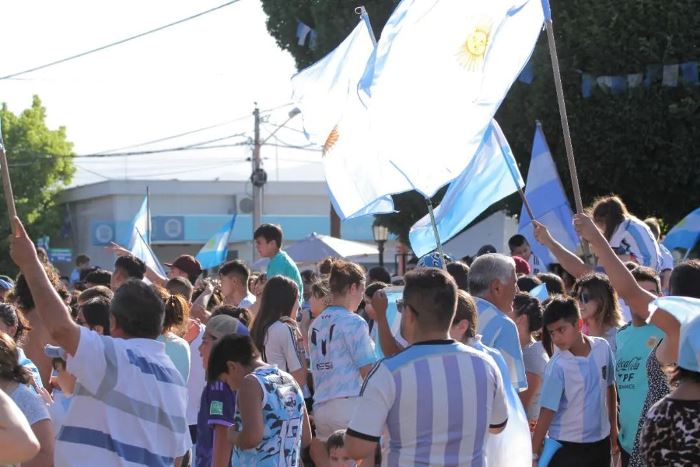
[55,142,399,275]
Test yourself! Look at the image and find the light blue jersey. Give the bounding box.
[540,336,616,443]
[233,366,305,467]
[309,307,376,405]
[475,298,527,390]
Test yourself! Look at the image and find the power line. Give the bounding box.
[95,102,295,154]
[0,1,240,81]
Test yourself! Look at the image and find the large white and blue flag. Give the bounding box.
[291,18,375,146]
[360,0,544,197]
[409,120,524,257]
[292,14,404,219]
[196,215,236,270]
[663,207,700,254]
[518,123,579,265]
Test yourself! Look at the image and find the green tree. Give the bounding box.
[262,0,700,245]
[0,95,75,273]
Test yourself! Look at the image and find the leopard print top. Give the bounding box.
[639,397,700,466]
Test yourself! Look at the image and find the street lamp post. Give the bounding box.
[372,224,389,269]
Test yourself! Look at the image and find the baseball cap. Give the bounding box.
[44,344,67,360]
[512,256,531,275]
[649,296,700,372]
[164,255,202,278]
[476,244,498,256]
[0,278,13,290]
[417,251,453,269]
[205,315,249,340]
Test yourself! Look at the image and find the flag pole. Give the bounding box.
[146,185,151,246]
[492,123,536,221]
[0,124,17,232]
[541,0,593,262]
[425,198,447,270]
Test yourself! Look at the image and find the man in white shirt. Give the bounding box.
[219,260,256,308]
[346,268,508,466]
[10,217,191,467]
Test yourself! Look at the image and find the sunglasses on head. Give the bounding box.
[577,292,591,305]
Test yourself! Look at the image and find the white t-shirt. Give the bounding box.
[57,327,191,467]
[263,320,306,373]
[238,292,256,309]
[348,340,508,466]
[186,325,206,426]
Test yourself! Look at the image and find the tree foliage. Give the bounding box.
[0,96,75,273]
[261,0,700,245]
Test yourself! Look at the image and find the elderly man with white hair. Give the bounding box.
[468,253,527,391]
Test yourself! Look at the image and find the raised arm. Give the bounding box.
[573,214,655,318]
[10,217,80,355]
[106,242,167,287]
[533,221,593,279]
[371,290,404,357]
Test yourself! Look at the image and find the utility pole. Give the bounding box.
[251,104,266,261]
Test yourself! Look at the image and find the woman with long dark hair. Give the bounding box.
[572,273,623,353]
[249,276,306,388]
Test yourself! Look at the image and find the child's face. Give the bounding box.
[511,242,531,260]
[329,446,356,467]
[546,318,580,351]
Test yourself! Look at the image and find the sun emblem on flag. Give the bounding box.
[457,18,492,71]
[322,125,339,158]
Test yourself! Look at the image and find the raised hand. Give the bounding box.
[573,213,603,244]
[105,242,131,257]
[532,220,554,246]
[9,217,39,270]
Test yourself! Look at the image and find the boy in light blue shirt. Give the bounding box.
[254,224,303,303]
[532,296,618,467]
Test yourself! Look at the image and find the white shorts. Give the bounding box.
[313,397,359,441]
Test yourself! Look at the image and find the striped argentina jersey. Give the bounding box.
[58,327,191,467]
[539,335,616,443]
[347,340,508,467]
[474,298,528,390]
[609,217,663,271]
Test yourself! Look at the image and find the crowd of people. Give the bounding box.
[0,194,699,467]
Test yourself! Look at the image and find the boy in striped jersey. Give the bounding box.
[532,296,618,466]
[345,268,508,466]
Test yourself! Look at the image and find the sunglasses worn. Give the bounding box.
[577,292,591,305]
[396,299,419,316]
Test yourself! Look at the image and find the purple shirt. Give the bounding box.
[196,381,236,467]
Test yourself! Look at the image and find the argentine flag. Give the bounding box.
[409,120,523,258]
[360,0,544,197]
[663,207,700,255]
[292,17,396,219]
[518,123,579,266]
[196,215,236,270]
[126,197,165,276]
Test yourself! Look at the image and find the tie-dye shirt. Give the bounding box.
[232,366,305,467]
[308,306,377,405]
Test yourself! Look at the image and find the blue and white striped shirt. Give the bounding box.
[348,340,508,467]
[539,335,616,443]
[58,327,191,466]
[475,298,528,390]
[609,217,663,271]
